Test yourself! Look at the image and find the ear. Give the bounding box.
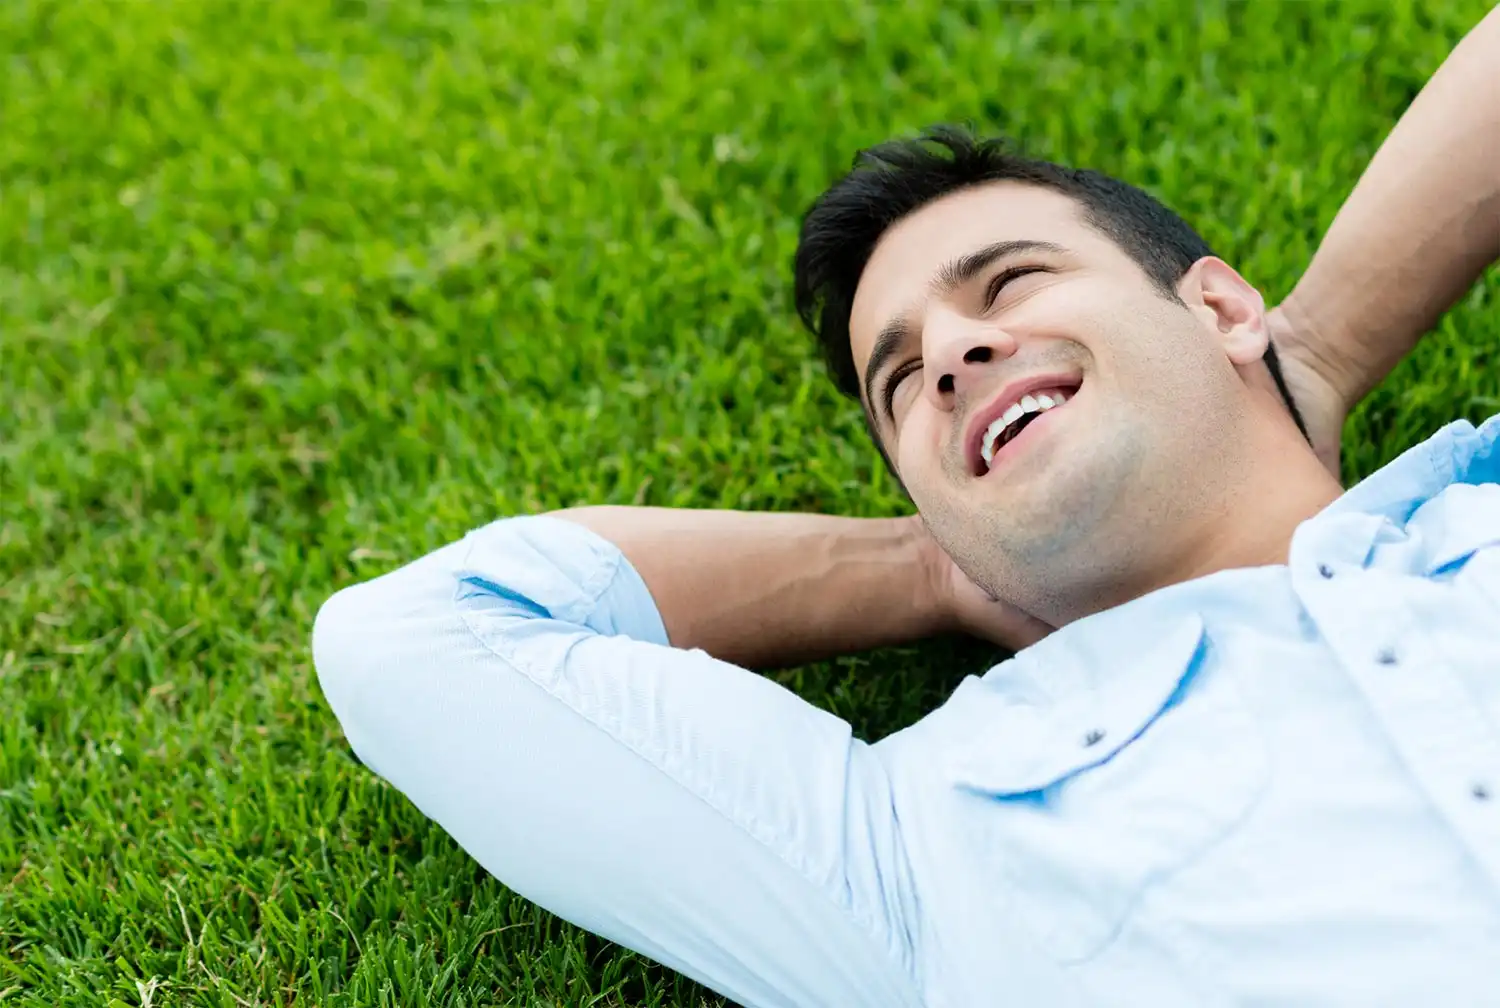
[1176,257,1268,366]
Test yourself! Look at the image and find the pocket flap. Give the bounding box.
[951,615,1207,796]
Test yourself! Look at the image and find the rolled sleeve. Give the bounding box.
[452,515,671,642]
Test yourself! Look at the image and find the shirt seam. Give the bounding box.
[451,554,924,1000]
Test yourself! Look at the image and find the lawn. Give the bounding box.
[3,0,1497,1004]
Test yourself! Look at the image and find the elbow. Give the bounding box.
[310,551,466,777]
[312,585,358,703]
[311,582,385,756]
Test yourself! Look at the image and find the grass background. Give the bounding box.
[4,0,1498,1004]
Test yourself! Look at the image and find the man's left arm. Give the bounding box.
[1272,6,1500,475]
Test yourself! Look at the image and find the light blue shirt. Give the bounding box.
[314,413,1500,1008]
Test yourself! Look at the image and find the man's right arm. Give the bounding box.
[552,505,1053,665]
[1273,5,1500,469]
[549,506,953,668]
[312,515,927,1006]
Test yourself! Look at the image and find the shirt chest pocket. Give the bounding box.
[948,616,1270,965]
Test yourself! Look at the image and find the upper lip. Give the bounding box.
[963,370,1083,475]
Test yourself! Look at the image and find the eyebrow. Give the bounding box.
[860,239,1067,418]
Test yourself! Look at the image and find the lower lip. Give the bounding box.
[982,400,1070,476]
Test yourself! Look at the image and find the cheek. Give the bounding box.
[893,406,944,479]
[894,413,966,518]
[1122,322,1238,406]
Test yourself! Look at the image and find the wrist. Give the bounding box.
[1282,280,1392,409]
[1272,290,1361,410]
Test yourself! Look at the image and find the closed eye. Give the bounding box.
[880,360,921,421]
[984,265,1050,311]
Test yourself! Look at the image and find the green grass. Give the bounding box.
[3,0,1498,1004]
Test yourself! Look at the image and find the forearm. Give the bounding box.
[1280,7,1500,406]
[552,506,948,669]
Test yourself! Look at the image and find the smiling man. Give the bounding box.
[819,159,1342,631]
[313,10,1500,1008]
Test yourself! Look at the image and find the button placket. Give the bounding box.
[1303,568,1500,891]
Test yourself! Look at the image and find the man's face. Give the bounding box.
[850,181,1269,613]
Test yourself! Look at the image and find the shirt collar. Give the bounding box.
[1323,411,1500,526]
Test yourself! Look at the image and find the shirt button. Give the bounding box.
[1317,563,1335,579]
[1474,783,1492,802]
[1083,729,1106,748]
[1375,647,1399,666]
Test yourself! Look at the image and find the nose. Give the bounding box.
[922,306,1017,410]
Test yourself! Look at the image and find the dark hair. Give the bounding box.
[793,125,1309,446]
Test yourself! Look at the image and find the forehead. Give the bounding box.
[848,182,1103,377]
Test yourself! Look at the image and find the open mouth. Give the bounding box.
[975,383,1079,476]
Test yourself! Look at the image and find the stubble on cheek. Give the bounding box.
[923,426,1150,607]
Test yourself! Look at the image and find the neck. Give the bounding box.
[1048,421,1345,628]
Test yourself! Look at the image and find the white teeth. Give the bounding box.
[980,421,1002,466]
[978,386,1076,470]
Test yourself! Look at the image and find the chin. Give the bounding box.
[995,449,1138,564]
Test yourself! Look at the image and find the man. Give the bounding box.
[313,9,1500,1007]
